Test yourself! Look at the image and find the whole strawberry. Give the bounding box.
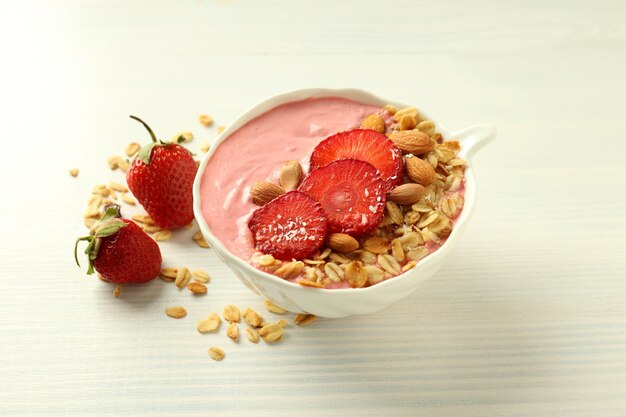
[126,116,197,229]
[75,205,162,283]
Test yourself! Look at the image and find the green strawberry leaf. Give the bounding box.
[94,219,127,238]
[138,142,158,165]
[75,204,126,276]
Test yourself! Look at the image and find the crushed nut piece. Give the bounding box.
[208,347,225,361]
[187,281,207,295]
[363,237,390,254]
[165,306,187,318]
[192,230,203,241]
[345,261,367,288]
[328,252,350,264]
[361,113,386,133]
[175,267,191,289]
[160,267,177,282]
[378,254,401,274]
[294,314,317,326]
[199,141,210,152]
[197,313,221,333]
[391,239,405,262]
[191,269,210,283]
[278,160,304,191]
[223,305,241,323]
[196,236,210,248]
[198,114,214,126]
[227,323,239,340]
[245,327,260,343]
[242,308,264,328]
[324,262,344,283]
[402,261,417,272]
[259,322,283,342]
[274,261,304,279]
[365,265,384,285]
[298,279,326,288]
[69,168,79,177]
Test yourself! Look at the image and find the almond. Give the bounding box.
[326,233,359,253]
[405,156,436,186]
[387,183,426,205]
[250,182,285,206]
[278,160,303,190]
[388,130,434,154]
[361,114,386,133]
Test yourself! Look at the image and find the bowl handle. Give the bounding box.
[452,125,497,160]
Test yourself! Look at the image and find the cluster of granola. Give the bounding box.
[251,105,466,288]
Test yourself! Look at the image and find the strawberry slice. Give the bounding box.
[299,159,386,236]
[248,191,327,261]
[309,129,403,191]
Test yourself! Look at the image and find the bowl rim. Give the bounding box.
[192,87,483,295]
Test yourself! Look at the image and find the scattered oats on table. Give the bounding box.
[198,114,214,127]
[165,306,187,319]
[208,347,225,361]
[187,281,207,295]
[197,313,221,333]
[191,269,210,283]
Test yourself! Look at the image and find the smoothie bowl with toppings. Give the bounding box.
[193,88,495,317]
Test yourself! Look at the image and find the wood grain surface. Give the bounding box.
[0,0,625,416]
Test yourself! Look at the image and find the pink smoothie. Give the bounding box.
[200,97,384,260]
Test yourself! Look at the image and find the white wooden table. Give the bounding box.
[1,1,625,415]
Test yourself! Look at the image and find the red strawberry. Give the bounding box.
[248,191,327,261]
[309,129,403,191]
[75,205,162,284]
[298,159,386,236]
[126,116,197,229]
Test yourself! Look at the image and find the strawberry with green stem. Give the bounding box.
[126,116,197,230]
[75,205,162,283]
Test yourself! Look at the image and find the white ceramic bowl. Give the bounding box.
[192,88,495,318]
